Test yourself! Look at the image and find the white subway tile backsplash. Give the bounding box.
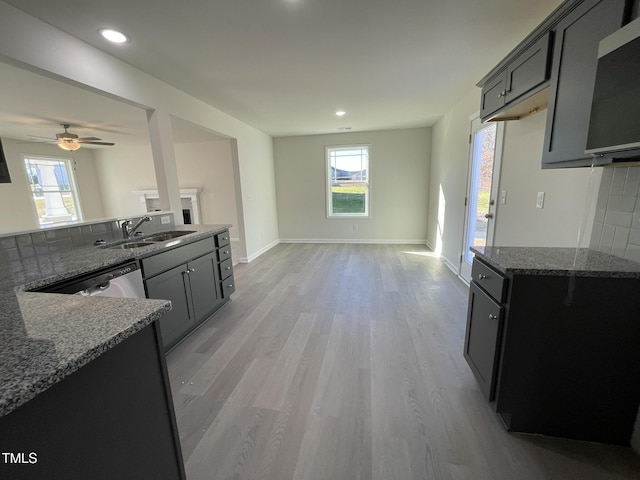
[590,222,603,248]
[629,228,640,247]
[612,227,630,257]
[611,167,627,195]
[625,244,640,263]
[592,165,640,262]
[599,223,616,252]
[607,195,637,212]
[624,166,640,197]
[603,210,633,228]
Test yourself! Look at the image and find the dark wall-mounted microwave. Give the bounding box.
[586,16,640,161]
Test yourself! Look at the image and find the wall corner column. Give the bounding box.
[147,109,183,224]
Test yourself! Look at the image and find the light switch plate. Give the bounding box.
[536,192,545,209]
[500,190,507,205]
[161,215,171,224]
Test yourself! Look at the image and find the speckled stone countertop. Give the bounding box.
[471,246,640,278]
[0,224,229,418]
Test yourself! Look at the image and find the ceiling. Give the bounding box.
[2,0,562,140]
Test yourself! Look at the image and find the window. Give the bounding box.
[24,156,82,226]
[326,145,370,217]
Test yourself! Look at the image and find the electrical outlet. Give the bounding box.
[536,192,545,209]
[353,224,359,231]
[161,215,171,224]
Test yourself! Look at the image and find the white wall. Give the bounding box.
[274,128,431,242]
[0,1,278,261]
[494,110,600,247]
[174,140,240,238]
[94,140,241,244]
[428,88,600,273]
[427,88,479,267]
[0,138,105,234]
[93,144,155,218]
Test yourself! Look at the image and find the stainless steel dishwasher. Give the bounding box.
[37,261,145,298]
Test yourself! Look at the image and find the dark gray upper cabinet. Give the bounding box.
[541,0,627,168]
[480,33,552,121]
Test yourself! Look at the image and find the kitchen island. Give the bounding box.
[0,224,229,479]
[464,246,640,446]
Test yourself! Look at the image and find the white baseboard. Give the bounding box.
[441,255,460,275]
[238,238,431,263]
[238,238,280,263]
[279,238,427,244]
[425,240,436,251]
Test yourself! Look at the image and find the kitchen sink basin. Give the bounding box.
[110,241,156,249]
[144,230,195,242]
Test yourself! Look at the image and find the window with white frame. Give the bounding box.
[23,155,82,226]
[326,145,370,217]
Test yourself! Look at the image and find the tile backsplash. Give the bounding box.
[0,213,174,262]
[590,165,640,262]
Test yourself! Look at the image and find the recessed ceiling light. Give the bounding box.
[99,28,129,44]
[336,110,346,117]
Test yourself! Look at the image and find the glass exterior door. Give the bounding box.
[460,118,502,282]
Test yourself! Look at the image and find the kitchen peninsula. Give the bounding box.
[0,222,231,480]
[464,246,640,446]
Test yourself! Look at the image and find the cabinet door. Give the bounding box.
[541,0,626,168]
[464,282,504,401]
[188,252,222,323]
[480,73,506,120]
[145,264,193,350]
[504,33,551,104]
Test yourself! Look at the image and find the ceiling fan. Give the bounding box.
[26,124,116,151]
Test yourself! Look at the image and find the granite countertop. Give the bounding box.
[471,246,640,278]
[0,224,229,418]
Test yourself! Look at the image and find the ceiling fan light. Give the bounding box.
[58,139,81,151]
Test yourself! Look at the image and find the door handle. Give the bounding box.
[484,213,494,219]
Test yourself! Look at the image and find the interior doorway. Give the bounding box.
[460,116,504,282]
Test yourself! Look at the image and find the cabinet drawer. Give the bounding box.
[217,245,232,262]
[219,257,233,280]
[221,274,235,298]
[215,230,230,248]
[141,236,215,278]
[471,259,507,302]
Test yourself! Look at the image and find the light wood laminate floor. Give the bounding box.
[166,243,640,480]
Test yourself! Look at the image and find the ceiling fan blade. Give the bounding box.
[77,136,102,142]
[79,141,115,146]
[27,134,55,140]
[17,140,56,144]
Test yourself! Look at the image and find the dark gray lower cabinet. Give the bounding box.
[464,282,503,401]
[465,257,640,445]
[145,263,195,350]
[0,324,185,480]
[189,251,223,319]
[143,232,233,351]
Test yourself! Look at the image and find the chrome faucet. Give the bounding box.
[121,215,151,238]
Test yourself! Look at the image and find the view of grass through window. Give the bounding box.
[327,146,369,217]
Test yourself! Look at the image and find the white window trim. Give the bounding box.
[22,153,84,225]
[325,144,371,219]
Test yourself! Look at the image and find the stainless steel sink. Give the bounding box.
[110,241,156,249]
[144,230,195,242]
[101,230,196,249]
